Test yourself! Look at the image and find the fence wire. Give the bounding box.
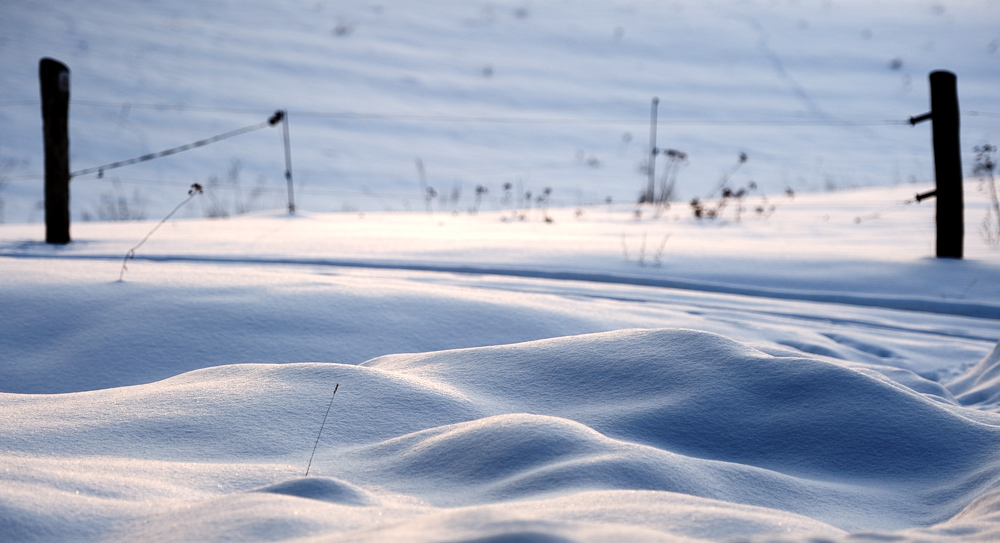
[8,98,996,125]
[70,113,282,178]
[4,97,996,221]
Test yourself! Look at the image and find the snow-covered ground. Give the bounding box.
[2,182,1000,541]
[3,0,1000,540]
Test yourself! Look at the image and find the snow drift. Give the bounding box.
[4,329,1000,541]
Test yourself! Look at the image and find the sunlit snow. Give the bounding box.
[3,182,1000,541]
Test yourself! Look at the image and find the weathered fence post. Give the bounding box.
[39,58,71,244]
[910,71,963,259]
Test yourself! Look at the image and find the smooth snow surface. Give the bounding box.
[2,183,1000,542]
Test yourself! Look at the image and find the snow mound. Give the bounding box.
[6,329,1000,540]
[365,329,1000,482]
[253,477,374,506]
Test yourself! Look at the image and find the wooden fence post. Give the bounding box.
[929,71,963,259]
[911,71,964,258]
[39,58,71,244]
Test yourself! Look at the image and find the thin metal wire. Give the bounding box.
[71,120,273,178]
[2,98,943,125]
[852,197,923,224]
[288,111,913,126]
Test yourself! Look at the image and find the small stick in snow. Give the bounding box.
[306,383,339,477]
[118,184,203,281]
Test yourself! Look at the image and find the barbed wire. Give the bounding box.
[70,112,283,178]
[3,98,993,221]
[853,198,927,223]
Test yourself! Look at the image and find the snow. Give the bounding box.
[2,181,1000,542]
[3,0,1000,541]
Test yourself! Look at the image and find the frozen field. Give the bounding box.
[2,181,1000,541]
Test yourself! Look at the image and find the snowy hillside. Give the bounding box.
[2,0,999,223]
[2,181,1000,541]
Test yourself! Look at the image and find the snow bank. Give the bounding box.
[4,329,1000,541]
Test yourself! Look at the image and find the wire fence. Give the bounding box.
[2,97,996,222]
[69,115,280,178]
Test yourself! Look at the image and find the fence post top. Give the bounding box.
[929,70,956,82]
[39,57,69,71]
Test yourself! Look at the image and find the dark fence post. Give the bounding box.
[39,58,71,244]
[929,71,963,259]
